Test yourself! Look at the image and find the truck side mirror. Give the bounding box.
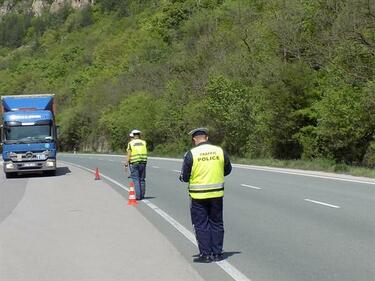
[0,125,3,153]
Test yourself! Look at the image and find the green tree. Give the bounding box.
[0,13,32,48]
[99,91,162,151]
[202,76,254,155]
[298,81,375,164]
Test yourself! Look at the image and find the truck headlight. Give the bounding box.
[46,160,55,167]
[5,163,15,169]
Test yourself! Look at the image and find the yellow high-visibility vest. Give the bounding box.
[127,139,147,164]
[189,144,224,199]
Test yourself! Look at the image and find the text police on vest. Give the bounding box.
[198,155,220,161]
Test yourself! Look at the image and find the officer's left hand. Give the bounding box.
[179,174,183,182]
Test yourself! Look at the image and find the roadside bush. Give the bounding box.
[363,141,375,168]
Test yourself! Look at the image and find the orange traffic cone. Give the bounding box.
[94,168,101,180]
[128,181,138,206]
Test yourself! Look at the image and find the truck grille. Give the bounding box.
[10,151,47,162]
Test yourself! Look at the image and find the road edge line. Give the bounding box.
[60,160,252,281]
[59,153,375,185]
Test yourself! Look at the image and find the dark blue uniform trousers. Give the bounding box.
[130,163,146,200]
[190,197,224,256]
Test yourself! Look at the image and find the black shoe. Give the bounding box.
[213,253,224,262]
[193,254,212,263]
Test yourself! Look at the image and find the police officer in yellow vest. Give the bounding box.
[126,129,148,200]
[180,128,232,263]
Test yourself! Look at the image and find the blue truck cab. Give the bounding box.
[1,95,58,178]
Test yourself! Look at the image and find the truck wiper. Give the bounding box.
[33,138,53,143]
[4,140,17,144]
[37,139,50,143]
[16,141,31,144]
[4,137,54,144]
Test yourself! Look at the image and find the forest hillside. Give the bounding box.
[0,0,374,167]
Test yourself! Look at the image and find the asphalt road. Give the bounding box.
[0,163,206,281]
[58,153,375,281]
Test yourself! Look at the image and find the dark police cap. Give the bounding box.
[188,128,209,137]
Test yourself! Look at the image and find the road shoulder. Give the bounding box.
[0,164,204,281]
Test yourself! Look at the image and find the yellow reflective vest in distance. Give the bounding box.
[127,139,148,164]
[189,144,224,199]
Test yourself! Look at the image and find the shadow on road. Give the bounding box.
[56,166,71,176]
[222,251,242,259]
[5,166,71,179]
[143,196,156,200]
[192,251,242,260]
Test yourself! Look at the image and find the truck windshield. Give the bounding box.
[5,125,52,143]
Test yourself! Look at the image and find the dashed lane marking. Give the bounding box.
[241,184,262,190]
[152,166,160,169]
[172,170,181,173]
[61,160,252,281]
[61,153,375,185]
[61,153,375,186]
[304,199,340,209]
[234,164,375,186]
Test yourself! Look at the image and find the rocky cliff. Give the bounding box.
[0,0,94,17]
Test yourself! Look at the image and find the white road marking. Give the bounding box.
[61,160,252,281]
[61,153,375,186]
[304,199,340,209]
[152,166,160,169]
[172,170,181,173]
[108,159,115,162]
[143,203,251,280]
[62,161,130,191]
[241,184,262,190]
[234,164,375,186]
